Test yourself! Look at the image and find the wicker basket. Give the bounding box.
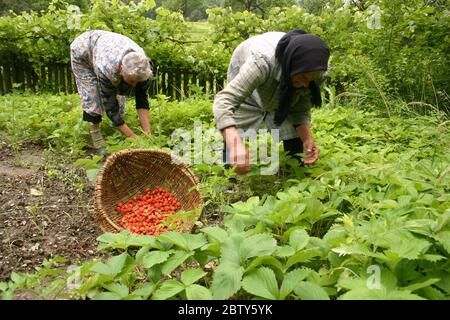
[94,149,203,233]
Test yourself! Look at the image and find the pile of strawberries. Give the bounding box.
[116,187,182,236]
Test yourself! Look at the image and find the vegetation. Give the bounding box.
[0,0,448,109]
[0,0,448,300]
[0,91,448,300]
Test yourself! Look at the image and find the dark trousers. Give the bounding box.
[282,137,304,161]
[83,111,102,124]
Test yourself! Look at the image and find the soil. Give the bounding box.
[0,140,102,282]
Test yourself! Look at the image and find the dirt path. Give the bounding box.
[0,141,102,281]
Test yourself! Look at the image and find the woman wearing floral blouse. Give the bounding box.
[70,30,153,154]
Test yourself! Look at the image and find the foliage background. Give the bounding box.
[0,0,448,113]
[0,0,449,301]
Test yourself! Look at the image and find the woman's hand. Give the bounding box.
[296,124,319,165]
[117,123,138,138]
[302,139,320,165]
[137,108,151,134]
[223,127,250,174]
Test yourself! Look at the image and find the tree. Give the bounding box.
[295,0,333,15]
[222,0,296,16]
[0,0,88,15]
[147,0,206,20]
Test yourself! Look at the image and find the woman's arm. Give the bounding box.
[135,79,151,134]
[213,55,271,131]
[296,123,319,165]
[213,55,271,174]
[98,76,137,137]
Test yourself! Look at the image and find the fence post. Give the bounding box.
[199,75,206,94]
[0,66,4,95]
[59,65,66,93]
[31,66,38,92]
[66,64,73,93]
[216,77,224,94]
[183,71,189,98]
[16,63,25,91]
[0,58,227,97]
[160,70,166,96]
[3,63,12,93]
[167,69,174,99]
[25,66,33,91]
[175,70,182,100]
[53,64,59,93]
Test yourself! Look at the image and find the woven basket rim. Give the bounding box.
[94,148,203,233]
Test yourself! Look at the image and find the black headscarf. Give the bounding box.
[274,29,330,126]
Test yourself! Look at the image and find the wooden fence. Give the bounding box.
[0,60,226,98]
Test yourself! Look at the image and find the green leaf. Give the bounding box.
[181,269,207,286]
[221,234,244,266]
[332,243,388,260]
[289,229,310,251]
[304,198,324,222]
[241,233,277,260]
[323,228,347,246]
[103,283,129,297]
[433,231,450,254]
[245,256,284,273]
[242,267,279,300]
[90,252,128,276]
[92,292,122,300]
[86,168,100,181]
[211,264,244,300]
[157,232,190,250]
[161,251,194,275]
[185,284,212,300]
[402,278,440,292]
[96,231,157,251]
[97,232,125,243]
[142,250,172,269]
[274,245,296,257]
[386,230,430,259]
[201,227,229,243]
[294,281,330,300]
[135,246,150,263]
[185,234,208,251]
[156,232,206,251]
[431,210,450,232]
[0,282,8,292]
[11,272,25,285]
[280,268,312,299]
[284,248,322,271]
[151,280,185,300]
[417,286,447,300]
[143,0,156,11]
[339,288,425,300]
[418,254,446,262]
[127,233,159,248]
[131,283,155,299]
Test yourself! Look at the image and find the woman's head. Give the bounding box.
[276,30,329,86]
[274,29,330,126]
[291,70,324,88]
[120,52,153,86]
